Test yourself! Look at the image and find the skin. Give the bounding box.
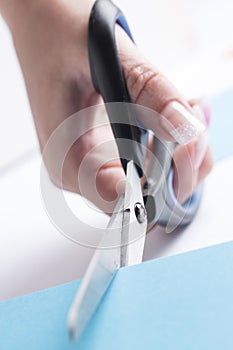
[0,0,213,214]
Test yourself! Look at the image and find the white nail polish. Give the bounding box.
[192,104,206,125]
[161,101,206,145]
[170,122,203,146]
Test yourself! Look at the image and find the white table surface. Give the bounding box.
[1,0,233,301]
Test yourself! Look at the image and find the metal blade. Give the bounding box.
[67,161,147,341]
[121,161,147,266]
[67,197,124,341]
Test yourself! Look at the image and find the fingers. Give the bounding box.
[117,25,213,205]
[173,103,214,204]
[197,146,214,185]
[96,163,125,213]
[117,27,206,145]
[173,143,198,204]
[50,26,213,214]
[60,122,125,214]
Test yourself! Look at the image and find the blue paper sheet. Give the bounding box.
[1,88,233,349]
[1,241,233,349]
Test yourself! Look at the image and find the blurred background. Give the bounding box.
[1,0,233,301]
[118,0,233,97]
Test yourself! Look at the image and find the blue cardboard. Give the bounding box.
[1,241,233,349]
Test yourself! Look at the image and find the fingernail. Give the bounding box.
[191,104,208,169]
[161,101,206,145]
[192,104,206,124]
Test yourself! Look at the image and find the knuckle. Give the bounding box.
[125,63,159,103]
[204,152,214,175]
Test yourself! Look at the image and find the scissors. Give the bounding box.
[68,0,203,341]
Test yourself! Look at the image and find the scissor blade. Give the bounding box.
[121,161,147,266]
[67,197,124,341]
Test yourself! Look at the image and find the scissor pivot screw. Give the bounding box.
[134,202,147,223]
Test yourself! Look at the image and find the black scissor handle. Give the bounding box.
[88,0,148,177]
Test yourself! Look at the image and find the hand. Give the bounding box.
[1,0,213,213]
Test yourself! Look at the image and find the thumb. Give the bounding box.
[117,27,205,145]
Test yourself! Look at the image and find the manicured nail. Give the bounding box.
[192,104,206,124]
[161,101,206,145]
[191,104,208,169]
